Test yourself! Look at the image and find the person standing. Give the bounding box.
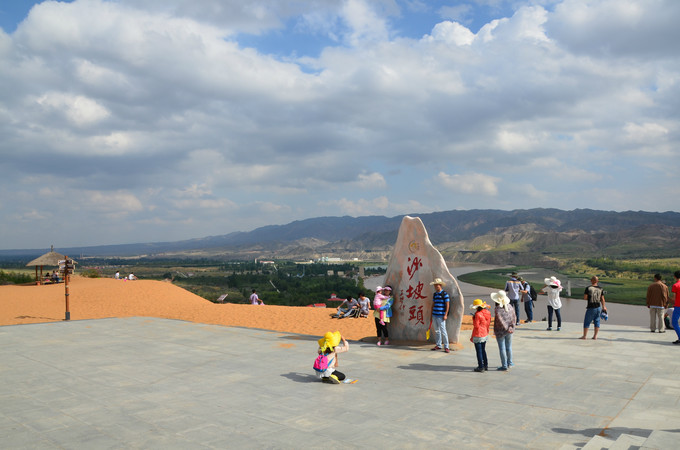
[519,277,533,323]
[581,276,607,340]
[470,299,491,372]
[374,286,393,345]
[430,278,451,353]
[250,289,264,305]
[505,272,522,325]
[540,276,563,331]
[671,271,680,344]
[492,290,515,371]
[646,274,669,333]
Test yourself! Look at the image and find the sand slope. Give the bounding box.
[0,276,471,341]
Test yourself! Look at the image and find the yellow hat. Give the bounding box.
[469,298,489,310]
[318,331,342,352]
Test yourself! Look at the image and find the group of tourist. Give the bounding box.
[114,271,137,281]
[315,270,680,384]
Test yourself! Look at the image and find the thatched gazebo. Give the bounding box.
[26,246,75,284]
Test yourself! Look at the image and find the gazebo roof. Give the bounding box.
[26,247,74,267]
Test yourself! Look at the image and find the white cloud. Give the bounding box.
[438,172,500,196]
[35,92,110,126]
[1,0,679,248]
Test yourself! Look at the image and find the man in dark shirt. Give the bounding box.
[580,276,607,340]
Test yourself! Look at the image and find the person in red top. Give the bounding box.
[671,271,680,344]
[470,299,491,372]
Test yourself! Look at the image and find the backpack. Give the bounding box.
[529,285,538,302]
[313,354,331,373]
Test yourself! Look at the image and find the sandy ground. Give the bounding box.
[0,276,473,342]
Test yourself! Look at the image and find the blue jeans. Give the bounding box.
[547,305,561,328]
[524,299,533,321]
[433,316,449,349]
[672,307,680,340]
[497,334,513,368]
[474,341,488,369]
[584,307,602,329]
[510,300,520,324]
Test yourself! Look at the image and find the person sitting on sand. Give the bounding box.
[332,296,354,318]
[357,292,371,317]
[338,296,359,318]
[315,331,349,384]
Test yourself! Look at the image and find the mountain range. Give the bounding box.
[3,208,679,263]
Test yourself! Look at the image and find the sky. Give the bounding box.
[1,0,678,250]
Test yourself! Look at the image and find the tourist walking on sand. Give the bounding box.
[646,274,669,333]
[671,271,680,344]
[430,278,451,353]
[470,299,491,372]
[505,272,522,326]
[581,276,607,340]
[492,290,515,371]
[314,331,349,384]
[374,286,393,345]
[540,276,562,331]
[250,289,264,305]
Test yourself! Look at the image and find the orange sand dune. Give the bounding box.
[0,276,472,341]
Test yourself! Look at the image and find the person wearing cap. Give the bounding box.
[492,290,515,371]
[315,331,349,384]
[539,276,563,331]
[470,299,491,372]
[580,276,607,340]
[430,278,451,353]
[504,272,522,326]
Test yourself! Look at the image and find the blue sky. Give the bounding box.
[1,0,678,250]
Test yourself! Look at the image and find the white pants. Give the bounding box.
[649,307,664,332]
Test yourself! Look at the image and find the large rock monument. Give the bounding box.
[383,216,465,343]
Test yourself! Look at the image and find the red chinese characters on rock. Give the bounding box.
[402,256,427,324]
[407,256,422,280]
[409,305,425,325]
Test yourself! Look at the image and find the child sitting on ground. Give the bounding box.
[470,298,491,372]
[314,331,349,384]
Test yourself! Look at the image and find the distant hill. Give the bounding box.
[3,208,679,263]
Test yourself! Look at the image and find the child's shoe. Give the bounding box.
[328,374,340,384]
[376,341,382,346]
[473,367,484,372]
[383,340,389,345]
[546,327,552,331]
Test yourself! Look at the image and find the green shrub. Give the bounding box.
[0,270,33,285]
[81,269,101,278]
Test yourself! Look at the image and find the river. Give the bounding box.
[363,264,668,328]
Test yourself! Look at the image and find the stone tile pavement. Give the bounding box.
[1,317,679,449]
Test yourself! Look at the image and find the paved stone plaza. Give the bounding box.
[1,317,679,448]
